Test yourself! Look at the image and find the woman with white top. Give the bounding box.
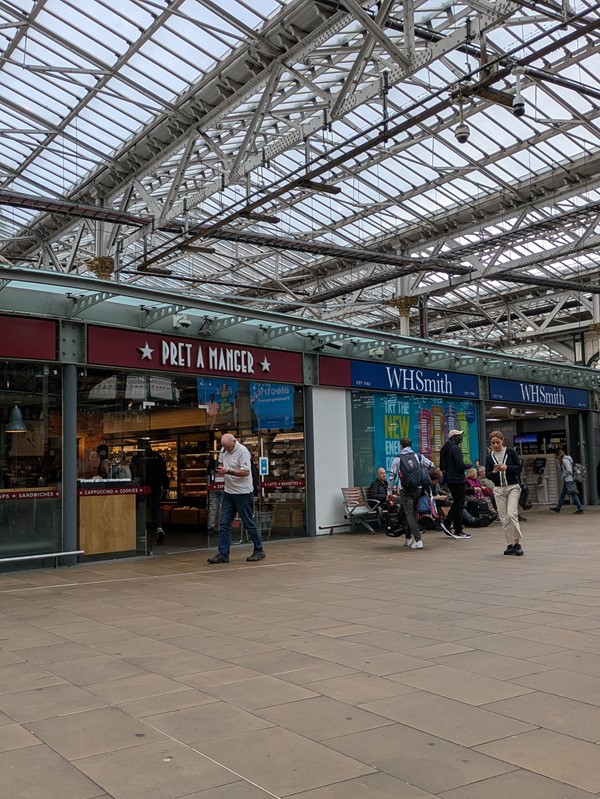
[485,430,524,556]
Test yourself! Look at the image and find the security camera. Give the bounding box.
[455,122,470,144]
[173,313,191,329]
[369,347,385,359]
[512,91,525,118]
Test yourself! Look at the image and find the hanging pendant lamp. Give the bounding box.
[6,404,27,433]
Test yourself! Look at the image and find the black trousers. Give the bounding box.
[446,481,466,534]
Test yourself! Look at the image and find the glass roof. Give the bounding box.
[0,0,599,364]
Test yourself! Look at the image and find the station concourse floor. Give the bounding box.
[1,509,600,798]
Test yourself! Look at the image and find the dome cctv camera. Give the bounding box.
[173,313,191,329]
[455,122,470,144]
[512,92,525,118]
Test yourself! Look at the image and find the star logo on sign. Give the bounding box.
[260,357,271,372]
[138,342,154,360]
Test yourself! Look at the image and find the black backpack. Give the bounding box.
[398,453,426,489]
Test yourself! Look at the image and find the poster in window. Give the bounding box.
[197,378,239,426]
[249,382,294,431]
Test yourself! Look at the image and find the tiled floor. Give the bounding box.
[1,508,600,798]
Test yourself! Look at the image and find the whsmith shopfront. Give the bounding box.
[1,279,599,567]
[314,356,596,528]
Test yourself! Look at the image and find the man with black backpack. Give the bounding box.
[389,438,434,550]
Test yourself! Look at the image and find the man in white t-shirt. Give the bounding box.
[207,433,265,563]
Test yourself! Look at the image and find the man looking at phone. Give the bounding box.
[207,433,265,564]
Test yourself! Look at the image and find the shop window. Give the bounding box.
[351,390,480,485]
[0,363,62,558]
[77,370,306,551]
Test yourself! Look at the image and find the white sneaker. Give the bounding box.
[404,537,413,546]
[410,539,424,549]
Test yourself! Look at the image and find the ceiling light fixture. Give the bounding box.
[177,244,216,254]
[137,267,173,276]
[5,404,27,433]
[240,211,280,224]
[298,179,341,195]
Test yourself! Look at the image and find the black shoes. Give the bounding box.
[156,528,165,544]
[207,554,229,564]
[207,552,265,563]
[573,509,584,514]
[504,543,524,556]
[550,507,560,513]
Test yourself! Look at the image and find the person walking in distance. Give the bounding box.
[439,429,472,540]
[485,430,524,555]
[550,448,584,514]
[207,433,265,564]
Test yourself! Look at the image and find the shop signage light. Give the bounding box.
[489,377,589,410]
[351,361,479,399]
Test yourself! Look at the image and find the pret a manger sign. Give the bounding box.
[87,326,303,383]
[161,340,255,373]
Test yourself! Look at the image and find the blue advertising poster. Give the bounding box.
[250,382,294,431]
[352,391,479,486]
[197,377,240,426]
[489,378,589,409]
[351,361,479,398]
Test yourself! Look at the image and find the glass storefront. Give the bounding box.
[77,368,306,556]
[351,390,480,484]
[0,363,62,557]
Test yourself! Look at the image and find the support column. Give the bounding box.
[389,296,418,337]
[584,409,598,506]
[62,364,78,563]
[588,318,600,367]
[419,294,429,339]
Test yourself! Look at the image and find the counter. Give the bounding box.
[77,480,146,555]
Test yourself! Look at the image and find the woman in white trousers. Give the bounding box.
[485,431,524,556]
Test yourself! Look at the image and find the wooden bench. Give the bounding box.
[319,487,382,535]
[0,550,84,569]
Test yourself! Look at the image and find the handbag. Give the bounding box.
[518,483,531,509]
[564,479,578,495]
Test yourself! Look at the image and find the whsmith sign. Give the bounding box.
[489,377,589,409]
[351,361,479,398]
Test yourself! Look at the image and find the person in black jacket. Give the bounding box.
[131,440,170,544]
[485,430,524,556]
[439,429,472,539]
[368,467,389,504]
